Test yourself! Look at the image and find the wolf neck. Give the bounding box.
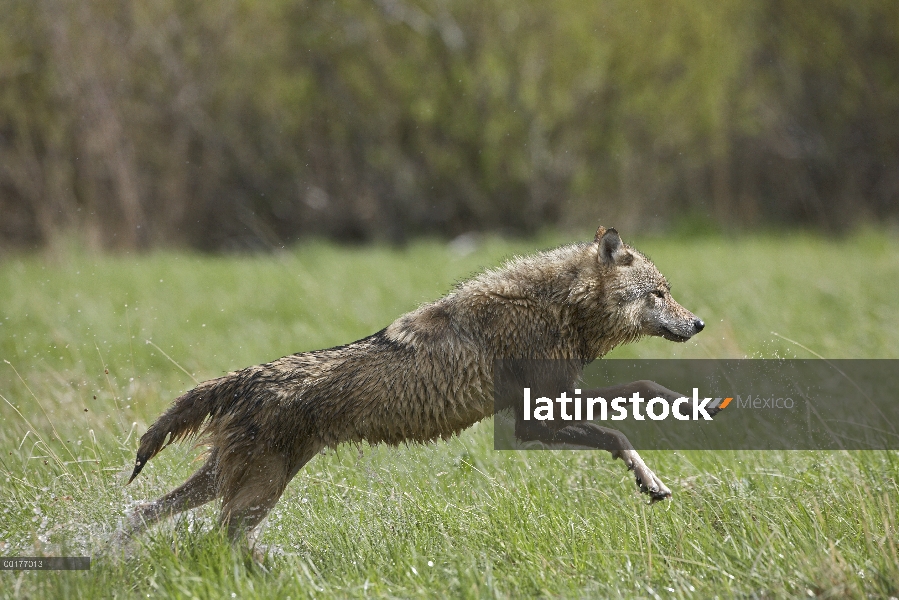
[383,243,635,362]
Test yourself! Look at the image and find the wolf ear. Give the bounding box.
[595,227,631,265]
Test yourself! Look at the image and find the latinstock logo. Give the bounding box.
[521,388,732,422]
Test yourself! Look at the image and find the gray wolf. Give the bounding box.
[122,227,704,545]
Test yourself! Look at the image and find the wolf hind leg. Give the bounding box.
[218,440,324,549]
[218,452,293,545]
[117,450,221,543]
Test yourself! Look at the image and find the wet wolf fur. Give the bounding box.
[124,227,705,543]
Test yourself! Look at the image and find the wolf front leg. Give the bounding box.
[576,380,678,499]
[515,420,671,501]
[558,422,671,501]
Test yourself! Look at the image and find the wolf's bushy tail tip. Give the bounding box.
[127,424,172,483]
[126,378,225,483]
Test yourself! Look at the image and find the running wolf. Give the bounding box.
[123,227,704,544]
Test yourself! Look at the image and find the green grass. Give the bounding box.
[1,230,898,598]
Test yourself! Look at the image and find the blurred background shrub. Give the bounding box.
[1,0,897,250]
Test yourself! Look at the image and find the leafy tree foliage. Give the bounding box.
[1,0,897,249]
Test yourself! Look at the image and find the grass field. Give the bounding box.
[1,230,898,598]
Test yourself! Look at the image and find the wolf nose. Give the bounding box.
[693,318,705,332]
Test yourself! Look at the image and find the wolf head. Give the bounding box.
[591,226,704,345]
[435,226,704,359]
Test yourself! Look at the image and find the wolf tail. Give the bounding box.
[127,377,231,484]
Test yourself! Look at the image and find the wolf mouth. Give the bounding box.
[661,327,692,342]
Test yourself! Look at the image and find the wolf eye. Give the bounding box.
[651,290,665,298]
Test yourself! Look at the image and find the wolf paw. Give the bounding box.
[622,451,672,502]
[634,471,672,502]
